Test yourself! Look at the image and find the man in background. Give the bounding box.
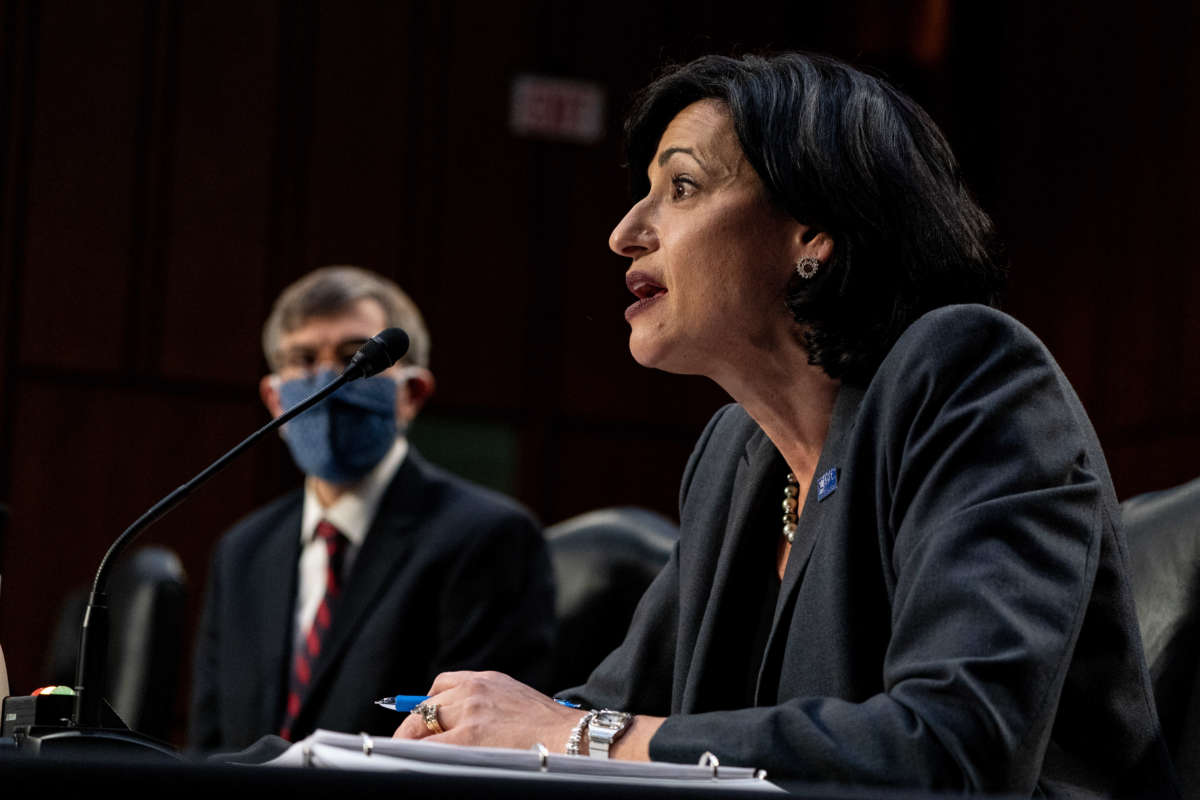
[189,266,555,751]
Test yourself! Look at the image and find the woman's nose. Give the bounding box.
[609,199,657,258]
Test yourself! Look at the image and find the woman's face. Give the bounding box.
[609,100,804,378]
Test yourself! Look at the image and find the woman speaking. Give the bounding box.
[394,53,1176,795]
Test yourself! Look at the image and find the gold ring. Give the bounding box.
[412,702,444,735]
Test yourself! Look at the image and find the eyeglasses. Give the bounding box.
[275,339,369,378]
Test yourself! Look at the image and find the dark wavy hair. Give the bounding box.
[624,53,1006,385]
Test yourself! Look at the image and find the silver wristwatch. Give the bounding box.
[587,709,633,759]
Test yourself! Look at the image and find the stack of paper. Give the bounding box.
[268,729,781,792]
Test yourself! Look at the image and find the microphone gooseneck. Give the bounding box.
[73,328,410,729]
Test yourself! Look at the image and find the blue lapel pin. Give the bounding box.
[816,467,839,501]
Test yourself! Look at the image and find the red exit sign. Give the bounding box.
[509,74,607,144]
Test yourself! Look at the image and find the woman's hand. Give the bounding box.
[392,670,582,751]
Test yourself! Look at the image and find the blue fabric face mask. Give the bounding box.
[277,368,398,485]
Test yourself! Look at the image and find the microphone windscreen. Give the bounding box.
[346,327,410,379]
[375,327,410,363]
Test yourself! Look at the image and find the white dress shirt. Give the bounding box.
[293,438,408,648]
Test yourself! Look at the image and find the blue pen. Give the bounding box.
[375,694,581,712]
[375,694,432,712]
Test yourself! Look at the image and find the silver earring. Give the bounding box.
[795,257,820,279]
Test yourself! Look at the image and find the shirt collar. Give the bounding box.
[300,437,408,548]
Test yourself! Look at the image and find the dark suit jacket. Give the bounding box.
[564,305,1178,796]
[190,448,555,751]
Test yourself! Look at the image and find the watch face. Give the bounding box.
[593,710,629,730]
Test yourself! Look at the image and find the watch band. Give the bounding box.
[587,709,633,759]
[565,710,597,756]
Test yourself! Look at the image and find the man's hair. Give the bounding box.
[262,265,431,371]
[624,52,1006,385]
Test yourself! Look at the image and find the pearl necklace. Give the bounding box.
[782,472,799,543]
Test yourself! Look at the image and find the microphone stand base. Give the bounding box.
[1,694,178,761]
[3,726,179,761]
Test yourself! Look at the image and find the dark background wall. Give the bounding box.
[1,0,1197,743]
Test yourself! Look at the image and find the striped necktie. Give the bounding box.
[280,520,347,740]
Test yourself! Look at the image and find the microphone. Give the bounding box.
[343,327,410,380]
[53,329,410,751]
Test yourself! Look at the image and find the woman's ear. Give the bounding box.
[793,224,835,263]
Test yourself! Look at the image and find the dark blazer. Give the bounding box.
[190,448,555,751]
[564,305,1178,797]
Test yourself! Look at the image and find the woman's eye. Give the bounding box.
[670,175,696,200]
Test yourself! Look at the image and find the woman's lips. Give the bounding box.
[625,292,665,321]
[625,270,667,321]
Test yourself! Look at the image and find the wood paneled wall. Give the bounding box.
[1,0,1197,743]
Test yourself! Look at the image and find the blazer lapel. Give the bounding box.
[680,424,782,711]
[300,454,426,712]
[248,500,302,733]
[755,384,865,702]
